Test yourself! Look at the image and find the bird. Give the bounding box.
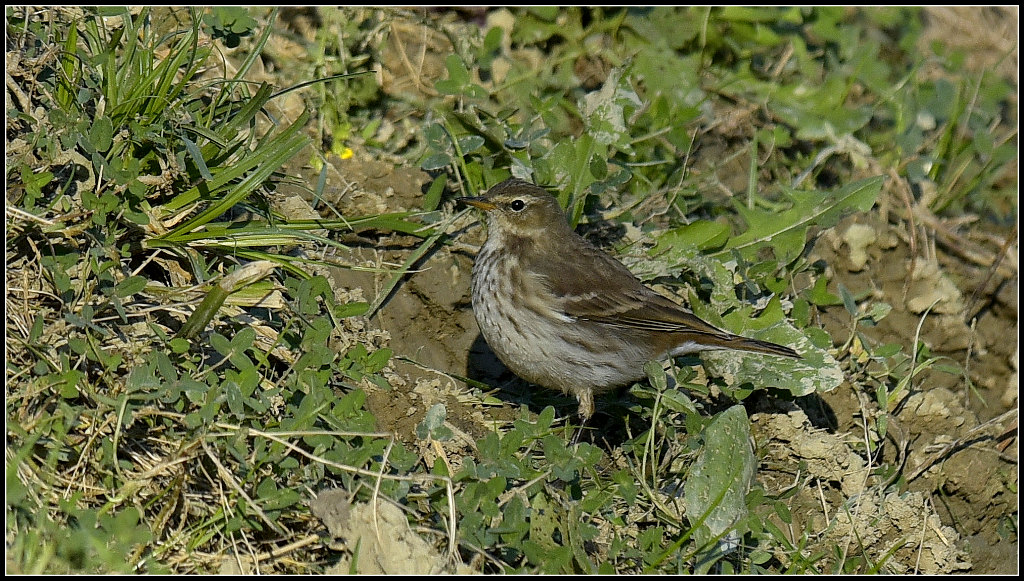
[459,177,800,420]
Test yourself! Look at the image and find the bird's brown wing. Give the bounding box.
[532,236,800,358]
[532,238,729,338]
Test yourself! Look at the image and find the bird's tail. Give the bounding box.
[726,336,801,359]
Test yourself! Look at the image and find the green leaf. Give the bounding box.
[643,360,668,391]
[653,220,731,253]
[421,152,453,171]
[684,406,755,551]
[363,347,392,374]
[457,135,485,155]
[230,326,256,352]
[29,315,45,343]
[838,283,858,317]
[90,116,114,153]
[209,332,231,355]
[527,6,559,20]
[416,403,453,441]
[661,389,697,414]
[443,54,470,86]
[806,275,842,306]
[718,176,884,264]
[423,174,447,211]
[169,337,190,354]
[181,134,214,181]
[20,168,54,199]
[114,275,148,298]
[335,301,369,318]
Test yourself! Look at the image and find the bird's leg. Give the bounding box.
[576,388,594,423]
[571,388,594,445]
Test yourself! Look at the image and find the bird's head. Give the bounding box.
[458,178,572,241]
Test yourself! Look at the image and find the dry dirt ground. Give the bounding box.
[274,8,1016,574]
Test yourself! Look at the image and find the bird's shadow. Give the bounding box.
[465,336,839,449]
[465,333,669,448]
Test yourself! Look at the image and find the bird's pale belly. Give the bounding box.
[471,254,652,395]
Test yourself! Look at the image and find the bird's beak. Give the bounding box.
[458,196,496,211]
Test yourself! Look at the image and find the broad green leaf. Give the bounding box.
[653,220,731,253]
[416,403,452,441]
[684,405,755,552]
[457,135,485,155]
[114,275,148,298]
[719,176,884,264]
[90,116,113,152]
[443,54,470,86]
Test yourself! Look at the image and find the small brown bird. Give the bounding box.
[460,178,799,420]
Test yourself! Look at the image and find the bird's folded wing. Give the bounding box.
[535,242,730,339]
[566,286,729,338]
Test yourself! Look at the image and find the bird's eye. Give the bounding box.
[509,199,526,211]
